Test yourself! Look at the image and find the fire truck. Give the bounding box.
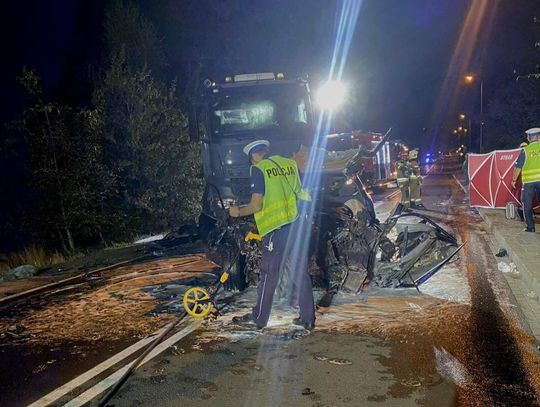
[325,131,409,190]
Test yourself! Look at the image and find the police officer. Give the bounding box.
[512,127,540,232]
[229,140,315,330]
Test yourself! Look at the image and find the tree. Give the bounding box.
[485,12,540,151]
[485,79,540,151]
[13,68,117,252]
[93,1,202,234]
[103,0,167,75]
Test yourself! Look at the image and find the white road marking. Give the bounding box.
[452,175,468,194]
[62,320,202,407]
[27,327,168,407]
[384,189,400,200]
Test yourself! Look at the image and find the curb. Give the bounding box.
[477,208,540,301]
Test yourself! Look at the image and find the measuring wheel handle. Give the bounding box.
[220,272,229,284]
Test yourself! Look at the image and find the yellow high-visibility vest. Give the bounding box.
[253,156,310,237]
[522,142,540,184]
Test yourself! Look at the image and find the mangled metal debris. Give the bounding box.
[204,136,464,306]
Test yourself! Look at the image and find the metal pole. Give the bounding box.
[479,80,484,152]
[468,116,472,150]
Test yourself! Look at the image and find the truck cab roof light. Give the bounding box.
[234,72,275,82]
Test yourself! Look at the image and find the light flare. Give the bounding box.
[283,0,362,305]
[429,0,498,150]
[246,3,363,404]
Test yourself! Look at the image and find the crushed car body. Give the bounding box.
[188,72,464,299]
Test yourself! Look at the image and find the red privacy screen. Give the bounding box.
[468,149,522,208]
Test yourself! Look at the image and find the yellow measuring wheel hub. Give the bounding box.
[183,287,212,318]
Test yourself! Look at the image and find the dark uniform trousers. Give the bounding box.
[251,221,315,328]
[522,181,540,230]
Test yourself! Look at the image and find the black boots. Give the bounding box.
[232,313,262,329]
[293,317,315,331]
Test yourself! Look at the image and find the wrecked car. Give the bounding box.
[188,72,463,298]
[204,135,464,303]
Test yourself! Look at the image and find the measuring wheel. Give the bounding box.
[183,287,212,318]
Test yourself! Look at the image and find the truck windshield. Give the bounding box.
[211,85,310,136]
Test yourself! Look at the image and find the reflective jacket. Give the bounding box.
[409,159,421,177]
[396,160,411,179]
[522,142,540,184]
[254,156,310,237]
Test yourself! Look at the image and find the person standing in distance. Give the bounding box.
[512,127,540,232]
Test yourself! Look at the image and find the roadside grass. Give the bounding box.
[0,231,170,278]
[0,245,66,277]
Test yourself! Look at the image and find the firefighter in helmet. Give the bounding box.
[408,149,424,208]
[397,149,424,209]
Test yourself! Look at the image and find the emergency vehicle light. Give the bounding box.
[234,72,276,82]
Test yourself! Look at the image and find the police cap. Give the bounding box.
[525,128,540,138]
[243,140,270,156]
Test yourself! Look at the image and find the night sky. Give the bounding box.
[0,0,538,252]
[0,0,537,145]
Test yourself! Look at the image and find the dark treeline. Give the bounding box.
[0,0,333,256]
[1,1,202,254]
[477,0,540,152]
[0,0,538,256]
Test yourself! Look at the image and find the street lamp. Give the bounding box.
[464,74,484,152]
[453,125,469,146]
[458,113,472,150]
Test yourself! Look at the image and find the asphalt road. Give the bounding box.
[2,175,539,407]
[99,175,540,407]
[108,331,456,407]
